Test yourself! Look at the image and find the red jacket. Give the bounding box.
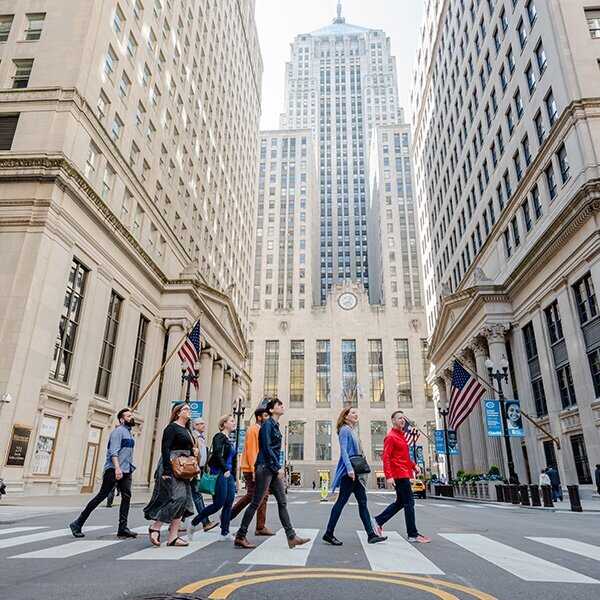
[382,427,416,480]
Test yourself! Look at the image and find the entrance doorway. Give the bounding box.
[570,434,592,484]
[81,426,102,493]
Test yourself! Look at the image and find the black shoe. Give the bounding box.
[69,521,84,538]
[106,503,113,508]
[368,534,388,544]
[117,528,138,539]
[322,533,343,546]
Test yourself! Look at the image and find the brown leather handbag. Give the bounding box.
[170,429,200,480]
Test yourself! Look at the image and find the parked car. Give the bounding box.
[411,478,427,499]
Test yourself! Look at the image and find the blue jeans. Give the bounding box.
[191,473,236,534]
[375,478,418,538]
[325,475,374,536]
[191,483,210,527]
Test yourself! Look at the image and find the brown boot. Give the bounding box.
[234,536,256,549]
[288,536,310,549]
[255,527,275,536]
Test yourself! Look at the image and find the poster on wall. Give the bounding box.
[5,426,32,467]
[31,415,60,475]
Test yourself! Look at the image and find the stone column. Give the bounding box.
[434,376,448,479]
[468,339,491,473]
[443,370,463,473]
[457,349,475,473]
[232,376,244,410]
[198,349,215,419]
[482,324,526,480]
[221,367,234,416]
[208,359,225,437]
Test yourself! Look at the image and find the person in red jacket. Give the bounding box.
[373,410,431,543]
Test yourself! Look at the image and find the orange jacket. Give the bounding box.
[240,423,260,473]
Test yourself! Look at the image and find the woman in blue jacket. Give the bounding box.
[323,407,387,546]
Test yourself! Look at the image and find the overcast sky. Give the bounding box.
[255,0,425,130]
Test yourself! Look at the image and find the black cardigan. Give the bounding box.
[161,422,194,475]
[208,432,237,474]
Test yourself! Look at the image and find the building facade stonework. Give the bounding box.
[413,0,600,485]
[0,0,262,494]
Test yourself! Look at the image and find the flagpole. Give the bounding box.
[130,315,202,414]
[452,355,561,449]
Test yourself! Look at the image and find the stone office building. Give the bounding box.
[0,0,262,494]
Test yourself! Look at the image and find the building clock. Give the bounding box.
[338,292,358,311]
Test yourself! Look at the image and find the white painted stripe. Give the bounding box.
[10,540,121,559]
[358,531,443,574]
[349,502,358,506]
[480,504,516,510]
[291,501,308,505]
[119,530,224,561]
[0,526,108,550]
[320,501,335,505]
[528,538,600,562]
[461,504,486,509]
[441,534,599,583]
[0,527,47,536]
[431,503,455,508]
[239,528,318,567]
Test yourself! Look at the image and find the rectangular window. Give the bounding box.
[557,144,570,183]
[31,415,61,475]
[50,259,88,382]
[421,339,433,404]
[315,421,332,461]
[342,339,358,407]
[288,421,304,461]
[588,348,600,398]
[128,315,149,406]
[522,322,548,417]
[545,300,564,344]
[570,434,592,484]
[522,134,532,166]
[289,340,305,407]
[104,45,118,78]
[95,291,123,398]
[371,421,387,462]
[546,90,558,126]
[368,339,385,407]
[586,9,600,38]
[532,184,543,218]
[394,339,412,407]
[573,272,598,325]
[316,340,331,407]
[503,228,512,257]
[527,0,537,26]
[0,113,19,150]
[557,364,577,409]
[534,111,546,145]
[511,216,520,247]
[522,200,532,232]
[264,340,279,398]
[525,63,536,94]
[24,13,45,40]
[12,59,33,89]
[545,163,557,200]
[535,41,547,73]
[0,14,13,42]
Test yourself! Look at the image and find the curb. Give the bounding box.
[430,494,600,513]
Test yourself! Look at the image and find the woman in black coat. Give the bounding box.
[188,414,237,540]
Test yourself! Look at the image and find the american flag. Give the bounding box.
[405,426,420,446]
[448,360,485,430]
[178,322,201,389]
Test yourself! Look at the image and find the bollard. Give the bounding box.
[496,485,505,502]
[529,485,541,507]
[567,485,583,513]
[510,485,521,504]
[503,485,512,503]
[519,485,530,506]
[541,484,554,507]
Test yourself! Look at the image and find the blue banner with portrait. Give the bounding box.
[505,400,525,437]
[484,400,503,436]
[435,430,459,455]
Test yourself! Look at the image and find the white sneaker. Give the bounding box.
[218,533,234,542]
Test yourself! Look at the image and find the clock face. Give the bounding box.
[338,292,358,311]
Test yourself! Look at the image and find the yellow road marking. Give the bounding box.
[178,567,497,600]
[208,573,460,600]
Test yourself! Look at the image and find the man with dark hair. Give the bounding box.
[373,410,430,543]
[70,408,137,538]
[234,398,309,549]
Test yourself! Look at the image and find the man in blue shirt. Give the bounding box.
[70,408,137,538]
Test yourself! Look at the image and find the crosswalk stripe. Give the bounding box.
[239,528,318,567]
[10,540,121,559]
[461,504,486,509]
[291,501,308,505]
[358,531,443,574]
[440,534,599,583]
[0,527,48,537]
[431,503,455,508]
[119,529,225,560]
[0,526,108,550]
[528,538,600,562]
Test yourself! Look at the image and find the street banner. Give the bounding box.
[484,400,503,436]
[237,427,247,454]
[505,399,525,437]
[279,450,285,467]
[435,430,459,455]
[189,401,203,420]
[409,445,425,469]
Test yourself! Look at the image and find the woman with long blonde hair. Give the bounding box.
[322,406,387,546]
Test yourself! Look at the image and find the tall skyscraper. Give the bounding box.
[249,5,434,488]
[0,0,262,495]
[281,1,404,303]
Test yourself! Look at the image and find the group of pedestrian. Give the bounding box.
[69,399,429,551]
[539,465,563,502]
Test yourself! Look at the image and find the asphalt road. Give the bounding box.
[1,491,599,600]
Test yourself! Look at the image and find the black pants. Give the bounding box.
[237,465,295,540]
[76,468,132,532]
[326,475,374,536]
[375,478,418,538]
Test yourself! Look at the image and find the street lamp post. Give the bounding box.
[232,397,245,484]
[438,406,453,484]
[485,357,516,483]
[181,362,199,403]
